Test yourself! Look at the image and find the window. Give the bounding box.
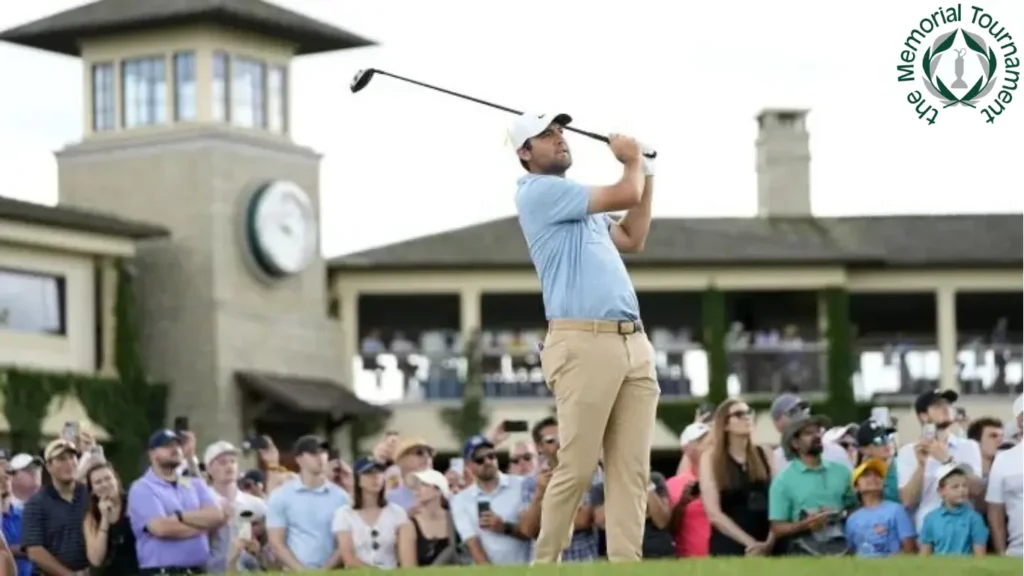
[231,57,266,128]
[0,269,66,335]
[268,65,287,134]
[91,63,115,132]
[213,51,229,122]
[173,51,196,122]
[122,56,167,128]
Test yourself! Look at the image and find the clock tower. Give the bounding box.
[0,1,377,444]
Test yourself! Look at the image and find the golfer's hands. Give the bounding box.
[608,134,642,165]
[479,511,505,533]
[640,143,655,176]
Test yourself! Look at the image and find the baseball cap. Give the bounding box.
[353,457,388,475]
[462,434,495,460]
[507,112,572,151]
[770,393,809,421]
[679,423,710,446]
[241,435,271,452]
[1013,394,1023,419]
[851,458,888,488]
[913,389,958,415]
[8,453,42,471]
[413,469,451,500]
[293,435,329,456]
[43,438,79,461]
[396,437,434,459]
[856,419,896,447]
[936,461,971,485]
[823,423,859,446]
[238,468,266,487]
[203,441,240,468]
[148,429,181,450]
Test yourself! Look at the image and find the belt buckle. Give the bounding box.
[617,321,634,335]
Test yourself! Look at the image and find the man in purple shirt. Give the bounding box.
[128,429,226,573]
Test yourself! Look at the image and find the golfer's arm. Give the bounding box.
[588,160,644,213]
[611,176,653,253]
[987,503,1008,554]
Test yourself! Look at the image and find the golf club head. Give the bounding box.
[350,68,376,93]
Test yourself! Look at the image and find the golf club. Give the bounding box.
[350,68,657,159]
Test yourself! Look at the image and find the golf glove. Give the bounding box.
[641,146,656,176]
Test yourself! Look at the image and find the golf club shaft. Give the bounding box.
[372,70,656,159]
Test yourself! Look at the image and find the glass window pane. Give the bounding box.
[268,65,287,133]
[92,63,115,132]
[121,56,168,129]
[0,269,66,335]
[174,52,196,121]
[213,51,229,122]
[231,57,266,128]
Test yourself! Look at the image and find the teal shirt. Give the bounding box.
[883,459,900,503]
[919,503,989,555]
[769,459,855,522]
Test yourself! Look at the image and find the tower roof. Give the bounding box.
[0,0,375,57]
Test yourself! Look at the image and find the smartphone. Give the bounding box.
[502,420,529,433]
[450,458,465,475]
[237,521,252,541]
[62,421,79,441]
[689,482,702,497]
[922,423,937,440]
[870,407,891,426]
[90,445,104,458]
[477,501,491,515]
[173,416,189,433]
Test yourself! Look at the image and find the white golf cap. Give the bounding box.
[412,469,451,500]
[8,453,42,472]
[679,423,710,446]
[508,112,572,150]
[936,461,972,484]
[1013,394,1023,418]
[203,441,240,468]
[823,423,858,445]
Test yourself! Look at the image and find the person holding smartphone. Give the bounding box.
[896,390,983,532]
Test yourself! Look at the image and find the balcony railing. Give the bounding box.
[351,343,1023,403]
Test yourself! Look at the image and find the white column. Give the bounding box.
[460,287,481,335]
[339,288,358,389]
[936,287,959,392]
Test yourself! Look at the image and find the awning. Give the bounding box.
[235,371,389,419]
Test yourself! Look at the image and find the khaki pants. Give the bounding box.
[534,319,660,563]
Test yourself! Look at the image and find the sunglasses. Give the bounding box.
[472,452,497,465]
[510,454,533,464]
[407,448,429,458]
[729,408,755,419]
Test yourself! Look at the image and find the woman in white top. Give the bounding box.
[333,457,417,569]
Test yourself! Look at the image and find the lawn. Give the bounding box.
[279,556,1020,575]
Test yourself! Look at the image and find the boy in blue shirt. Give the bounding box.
[919,463,988,556]
[845,458,915,557]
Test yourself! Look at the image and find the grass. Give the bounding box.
[269,556,1020,575]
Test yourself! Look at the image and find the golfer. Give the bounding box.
[510,112,657,563]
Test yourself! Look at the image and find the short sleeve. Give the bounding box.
[515,176,590,226]
[390,504,410,526]
[20,497,45,549]
[961,439,983,477]
[520,476,536,507]
[771,447,788,474]
[896,445,917,489]
[265,490,287,530]
[985,451,1007,504]
[332,506,353,533]
[918,513,935,545]
[194,478,218,507]
[768,476,791,522]
[893,504,916,541]
[450,494,478,542]
[589,482,605,507]
[970,511,990,546]
[127,481,166,539]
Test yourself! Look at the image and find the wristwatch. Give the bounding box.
[175,510,185,523]
[502,523,516,536]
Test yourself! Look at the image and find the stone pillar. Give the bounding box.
[98,257,119,377]
[460,287,481,335]
[936,287,959,392]
[339,288,358,388]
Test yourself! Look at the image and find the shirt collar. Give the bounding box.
[940,502,971,516]
[471,472,510,496]
[791,458,825,473]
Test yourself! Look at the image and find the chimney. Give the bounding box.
[755,108,811,217]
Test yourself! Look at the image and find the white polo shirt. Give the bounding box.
[772,441,852,475]
[985,443,1023,556]
[896,435,983,530]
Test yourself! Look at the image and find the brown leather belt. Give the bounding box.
[548,319,644,334]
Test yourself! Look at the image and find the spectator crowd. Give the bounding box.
[0,387,1019,574]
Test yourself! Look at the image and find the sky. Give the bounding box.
[0,0,1022,257]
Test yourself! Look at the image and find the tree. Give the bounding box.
[702,287,728,404]
[441,329,489,442]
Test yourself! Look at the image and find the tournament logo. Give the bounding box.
[896,5,1019,124]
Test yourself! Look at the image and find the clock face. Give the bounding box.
[244,181,318,278]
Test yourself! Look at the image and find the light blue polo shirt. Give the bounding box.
[515,174,639,320]
[844,501,916,557]
[266,477,350,568]
[919,503,989,555]
[451,473,530,565]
